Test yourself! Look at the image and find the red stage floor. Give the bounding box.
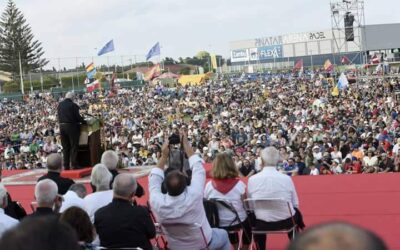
[3,170,400,250]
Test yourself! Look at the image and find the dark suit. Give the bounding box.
[57,98,86,169]
[38,172,75,195]
[94,198,156,250]
[25,207,58,219]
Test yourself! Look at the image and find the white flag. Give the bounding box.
[337,73,348,90]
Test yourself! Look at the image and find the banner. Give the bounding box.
[211,54,218,69]
[231,49,248,62]
[257,45,283,59]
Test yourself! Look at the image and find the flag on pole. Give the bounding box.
[370,54,380,64]
[86,79,100,92]
[146,42,160,61]
[97,40,115,56]
[324,59,334,71]
[293,59,303,72]
[86,63,97,79]
[341,56,351,65]
[144,64,161,81]
[337,72,349,90]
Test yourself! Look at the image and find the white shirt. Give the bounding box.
[0,208,18,238]
[60,191,85,213]
[310,168,319,175]
[204,180,247,227]
[149,155,212,250]
[84,190,113,222]
[247,167,299,222]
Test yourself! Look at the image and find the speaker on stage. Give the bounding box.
[344,12,355,42]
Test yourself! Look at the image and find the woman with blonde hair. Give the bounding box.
[204,153,251,250]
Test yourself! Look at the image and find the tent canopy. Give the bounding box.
[157,72,179,79]
[178,74,208,86]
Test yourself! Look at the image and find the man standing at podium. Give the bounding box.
[57,92,86,170]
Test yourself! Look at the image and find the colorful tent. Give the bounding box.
[157,72,180,79]
[178,74,208,86]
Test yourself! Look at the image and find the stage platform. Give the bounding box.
[3,168,400,250]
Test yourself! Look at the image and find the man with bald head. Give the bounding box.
[38,153,74,195]
[57,91,86,170]
[287,222,387,250]
[94,173,155,249]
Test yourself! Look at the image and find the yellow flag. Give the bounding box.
[331,86,339,96]
[211,54,218,69]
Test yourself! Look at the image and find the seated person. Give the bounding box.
[60,183,87,213]
[0,183,19,238]
[83,164,113,222]
[26,179,62,219]
[239,159,256,177]
[60,207,95,250]
[37,153,74,195]
[100,150,144,197]
[204,153,251,250]
[95,174,155,250]
[248,147,305,250]
[0,216,80,250]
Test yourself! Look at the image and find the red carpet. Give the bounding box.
[4,171,400,250]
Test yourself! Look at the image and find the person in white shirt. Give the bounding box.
[0,183,18,238]
[60,183,87,213]
[149,131,230,250]
[309,165,319,176]
[84,164,113,222]
[204,153,251,249]
[247,146,305,250]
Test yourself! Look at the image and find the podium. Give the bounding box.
[77,117,103,167]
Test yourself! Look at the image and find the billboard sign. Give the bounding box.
[258,45,283,59]
[283,31,331,44]
[231,49,249,62]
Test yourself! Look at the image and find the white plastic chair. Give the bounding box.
[160,222,209,250]
[243,198,297,250]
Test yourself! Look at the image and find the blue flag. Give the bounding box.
[97,40,114,56]
[146,42,160,61]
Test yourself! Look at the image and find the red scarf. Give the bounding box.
[211,178,240,194]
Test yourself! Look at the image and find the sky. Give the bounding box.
[1,0,399,68]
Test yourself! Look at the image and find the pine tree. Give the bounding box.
[0,0,48,76]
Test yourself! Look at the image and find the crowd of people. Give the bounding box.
[0,136,387,249]
[1,73,400,176]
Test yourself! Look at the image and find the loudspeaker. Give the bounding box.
[344,12,355,42]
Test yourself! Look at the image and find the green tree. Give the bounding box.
[196,51,210,59]
[0,0,48,76]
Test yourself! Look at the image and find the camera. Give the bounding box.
[168,133,181,145]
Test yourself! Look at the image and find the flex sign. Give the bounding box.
[258,45,283,59]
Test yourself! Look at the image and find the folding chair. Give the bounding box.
[160,222,210,250]
[208,198,246,250]
[243,198,297,250]
[147,202,168,249]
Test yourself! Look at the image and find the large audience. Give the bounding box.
[1,74,400,175]
[0,73,396,249]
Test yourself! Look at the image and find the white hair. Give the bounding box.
[260,146,281,167]
[35,179,58,206]
[65,91,75,100]
[101,150,119,170]
[0,183,8,207]
[91,164,112,191]
[113,173,137,198]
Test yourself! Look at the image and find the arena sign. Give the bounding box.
[282,31,331,44]
[254,36,282,47]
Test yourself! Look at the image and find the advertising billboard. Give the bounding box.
[258,45,283,60]
[231,49,249,62]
